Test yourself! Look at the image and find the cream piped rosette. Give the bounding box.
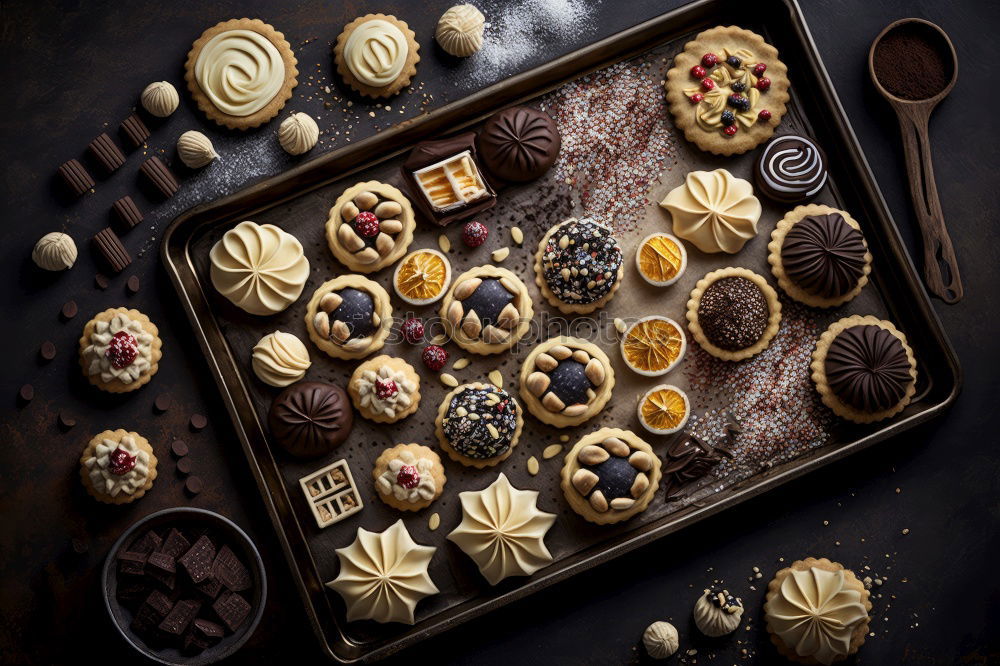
[326,519,438,625]
[251,331,311,387]
[372,443,446,512]
[334,14,419,98]
[660,169,761,254]
[209,221,309,316]
[447,473,556,585]
[79,429,158,505]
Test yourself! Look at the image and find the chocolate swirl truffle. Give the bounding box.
[478,106,561,182]
[781,213,868,299]
[825,325,913,413]
[754,134,828,203]
[697,276,769,352]
[268,381,353,457]
[536,218,623,314]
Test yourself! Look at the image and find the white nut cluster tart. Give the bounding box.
[326,181,415,273]
[518,337,615,428]
[439,265,532,355]
[304,275,392,360]
[560,428,662,525]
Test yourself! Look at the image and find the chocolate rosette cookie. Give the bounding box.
[754,134,828,203]
[478,106,561,183]
[268,381,353,458]
[811,315,917,424]
[326,181,416,273]
[686,267,781,361]
[519,337,615,428]
[304,275,392,360]
[768,204,872,308]
[560,428,661,525]
[533,217,624,314]
[435,382,523,468]
[440,265,533,355]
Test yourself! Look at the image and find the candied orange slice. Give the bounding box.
[394,249,451,305]
[636,233,686,287]
[637,385,690,435]
[620,316,686,377]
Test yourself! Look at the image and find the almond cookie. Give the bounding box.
[533,217,624,314]
[80,429,157,504]
[334,14,420,98]
[348,355,421,424]
[372,443,445,512]
[185,18,298,130]
[79,308,162,393]
[519,337,614,428]
[435,382,523,468]
[305,275,392,360]
[440,265,532,355]
[686,267,781,361]
[326,181,416,273]
[811,315,917,424]
[764,557,872,664]
[768,204,872,308]
[664,26,790,156]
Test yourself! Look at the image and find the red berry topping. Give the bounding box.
[690,65,706,79]
[374,377,398,400]
[421,345,448,371]
[689,93,705,104]
[461,221,488,247]
[758,109,772,122]
[701,53,719,67]
[756,77,771,92]
[752,63,767,77]
[723,125,738,136]
[353,211,380,237]
[106,330,138,369]
[401,318,425,344]
[396,464,420,489]
[109,447,136,475]
[700,77,715,92]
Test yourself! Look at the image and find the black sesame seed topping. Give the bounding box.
[442,386,518,460]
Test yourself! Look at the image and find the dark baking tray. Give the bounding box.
[162,0,961,661]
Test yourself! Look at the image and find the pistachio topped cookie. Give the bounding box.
[665,26,790,155]
[334,14,420,98]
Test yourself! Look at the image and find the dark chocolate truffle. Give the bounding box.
[697,277,769,351]
[268,381,353,457]
[781,213,868,299]
[825,325,913,412]
[478,106,561,182]
[441,386,519,460]
[540,219,622,305]
[754,134,828,202]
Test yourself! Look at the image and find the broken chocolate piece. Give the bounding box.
[158,598,201,639]
[159,528,191,559]
[112,195,143,232]
[213,590,252,632]
[92,227,131,273]
[140,156,179,198]
[146,552,177,590]
[117,550,148,576]
[58,159,95,197]
[131,529,163,555]
[663,432,734,498]
[88,132,126,173]
[214,545,251,592]
[178,535,215,583]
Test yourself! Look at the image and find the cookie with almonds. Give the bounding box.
[439,265,533,355]
[435,382,524,468]
[326,181,416,273]
[348,355,421,424]
[534,217,624,314]
[304,275,392,360]
[560,427,662,525]
[518,336,615,428]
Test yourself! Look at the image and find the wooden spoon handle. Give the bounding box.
[895,108,963,303]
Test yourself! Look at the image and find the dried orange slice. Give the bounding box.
[393,249,452,306]
[635,233,687,287]
[619,316,686,377]
[637,384,690,435]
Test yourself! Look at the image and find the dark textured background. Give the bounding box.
[1,0,998,663]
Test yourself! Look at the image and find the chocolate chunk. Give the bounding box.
[131,529,164,555]
[58,411,76,430]
[196,575,223,600]
[92,227,131,273]
[116,581,150,609]
[112,195,143,232]
[131,602,166,638]
[60,300,78,320]
[17,384,33,403]
[159,598,201,639]
[147,552,177,589]
[189,413,208,431]
[120,113,150,149]
[184,618,224,653]
[159,528,191,559]
[185,476,204,495]
[176,457,193,475]
[117,550,148,576]
[94,273,110,290]
[170,439,188,457]
[213,590,252,632]
[140,156,179,199]
[126,275,141,294]
[88,132,126,173]
[214,545,251,592]
[194,618,225,639]
[39,341,56,361]
[179,535,215,583]
[58,159,94,197]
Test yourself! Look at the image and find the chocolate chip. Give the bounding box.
[140,156,179,198]
[39,341,56,361]
[126,275,141,294]
[171,439,188,457]
[88,132,125,173]
[58,159,95,197]
[60,300,78,320]
[189,414,208,431]
[58,411,76,430]
[94,273,110,290]
[185,475,204,494]
[119,113,150,149]
[112,195,143,232]
[152,393,172,413]
[18,384,34,403]
[176,456,193,475]
[92,227,131,273]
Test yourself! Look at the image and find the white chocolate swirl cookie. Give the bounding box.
[195,29,285,116]
[343,19,408,87]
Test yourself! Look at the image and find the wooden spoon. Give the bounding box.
[869,18,962,303]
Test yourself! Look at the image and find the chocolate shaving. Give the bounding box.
[663,432,734,498]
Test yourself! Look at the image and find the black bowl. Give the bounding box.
[102,507,267,665]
